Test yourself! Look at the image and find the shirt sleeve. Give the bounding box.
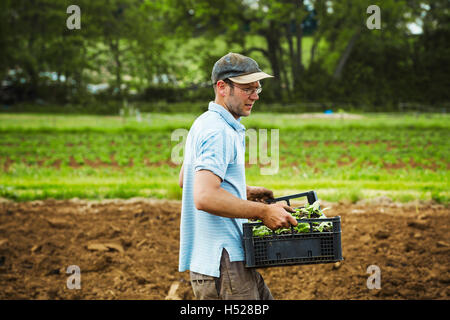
[194,129,234,181]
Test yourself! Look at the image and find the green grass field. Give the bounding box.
[0,112,449,203]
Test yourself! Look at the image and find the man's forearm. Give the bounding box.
[196,186,267,221]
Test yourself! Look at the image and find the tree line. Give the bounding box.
[0,0,448,112]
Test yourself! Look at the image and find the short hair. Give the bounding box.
[213,78,235,95]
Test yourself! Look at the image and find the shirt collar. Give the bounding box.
[208,101,246,133]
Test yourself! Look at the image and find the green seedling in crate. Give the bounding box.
[252,225,272,237]
[252,201,332,237]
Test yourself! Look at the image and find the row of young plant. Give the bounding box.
[0,127,446,171]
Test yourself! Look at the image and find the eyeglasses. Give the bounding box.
[236,85,262,96]
[224,79,262,96]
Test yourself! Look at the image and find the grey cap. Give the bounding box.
[211,52,273,85]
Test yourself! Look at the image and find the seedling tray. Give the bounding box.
[243,191,343,268]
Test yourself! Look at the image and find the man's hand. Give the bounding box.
[261,202,298,230]
[193,170,297,226]
[247,186,274,203]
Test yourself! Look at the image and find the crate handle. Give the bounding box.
[265,191,318,207]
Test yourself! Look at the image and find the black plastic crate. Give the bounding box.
[243,191,343,268]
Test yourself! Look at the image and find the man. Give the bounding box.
[178,52,297,300]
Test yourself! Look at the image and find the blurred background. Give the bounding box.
[1,0,449,113]
[0,0,449,202]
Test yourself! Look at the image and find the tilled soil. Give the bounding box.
[0,197,448,300]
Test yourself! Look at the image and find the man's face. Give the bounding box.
[220,80,261,119]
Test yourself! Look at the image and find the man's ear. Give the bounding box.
[216,80,227,97]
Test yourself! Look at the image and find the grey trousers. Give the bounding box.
[190,249,274,300]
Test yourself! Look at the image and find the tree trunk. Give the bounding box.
[109,37,122,97]
[295,25,303,76]
[278,45,291,99]
[295,0,304,77]
[262,25,283,100]
[266,41,282,100]
[333,28,361,80]
[285,24,298,88]
[309,0,326,65]
[310,30,323,65]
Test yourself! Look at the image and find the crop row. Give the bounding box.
[0,128,448,173]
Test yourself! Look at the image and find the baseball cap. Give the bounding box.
[211,52,274,84]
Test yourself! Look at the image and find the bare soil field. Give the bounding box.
[0,197,448,300]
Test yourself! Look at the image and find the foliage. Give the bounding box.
[252,201,332,237]
[1,0,449,109]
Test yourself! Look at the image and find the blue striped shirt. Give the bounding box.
[178,101,247,277]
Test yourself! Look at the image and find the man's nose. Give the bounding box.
[250,91,259,100]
